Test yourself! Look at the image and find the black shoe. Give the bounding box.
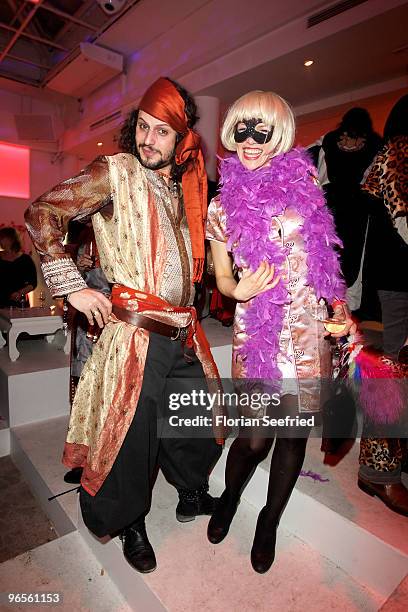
[358,478,408,517]
[176,484,217,522]
[207,490,240,544]
[250,507,278,574]
[119,520,157,573]
[63,467,83,484]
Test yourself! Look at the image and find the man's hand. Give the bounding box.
[68,288,112,327]
[232,261,280,302]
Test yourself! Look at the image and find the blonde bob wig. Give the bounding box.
[221,90,295,157]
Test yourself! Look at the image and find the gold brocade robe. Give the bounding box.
[25,153,216,495]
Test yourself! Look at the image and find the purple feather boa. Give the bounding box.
[219,147,345,381]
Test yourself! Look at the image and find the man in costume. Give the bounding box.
[25,77,222,573]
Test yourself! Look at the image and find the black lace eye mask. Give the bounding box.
[234,118,274,145]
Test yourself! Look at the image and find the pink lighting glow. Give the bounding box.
[0,142,30,199]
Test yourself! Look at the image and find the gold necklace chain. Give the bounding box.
[156,171,179,198]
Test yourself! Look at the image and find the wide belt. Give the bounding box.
[112,305,189,341]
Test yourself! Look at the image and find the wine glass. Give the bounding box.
[309,299,348,335]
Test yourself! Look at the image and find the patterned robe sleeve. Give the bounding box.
[205,195,228,243]
[25,156,112,297]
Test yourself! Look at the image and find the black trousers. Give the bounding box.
[80,332,221,537]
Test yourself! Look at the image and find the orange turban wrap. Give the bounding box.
[139,77,207,283]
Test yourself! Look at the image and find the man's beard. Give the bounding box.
[135,143,175,171]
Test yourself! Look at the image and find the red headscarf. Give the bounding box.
[139,77,207,282]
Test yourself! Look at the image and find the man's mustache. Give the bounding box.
[139,144,160,154]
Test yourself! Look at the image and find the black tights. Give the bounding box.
[224,398,310,524]
[225,436,308,519]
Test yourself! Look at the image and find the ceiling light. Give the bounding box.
[96,0,127,15]
[97,142,103,146]
[304,60,314,67]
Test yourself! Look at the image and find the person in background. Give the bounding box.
[358,94,408,515]
[0,227,37,308]
[308,108,382,315]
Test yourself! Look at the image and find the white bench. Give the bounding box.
[0,307,69,361]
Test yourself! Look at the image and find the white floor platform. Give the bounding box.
[380,575,408,611]
[0,415,10,457]
[7,415,408,611]
[10,417,77,537]
[0,532,131,612]
[80,472,383,612]
[0,338,70,428]
[2,321,408,611]
[214,440,408,600]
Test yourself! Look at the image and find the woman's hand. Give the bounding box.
[323,303,357,338]
[67,288,112,327]
[232,261,280,302]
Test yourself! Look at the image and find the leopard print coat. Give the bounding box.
[363,135,408,242]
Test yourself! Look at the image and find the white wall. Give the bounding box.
[0,147,85,305]
[0,149,82,231]
[0,87,85,304]
[0,84,85,227]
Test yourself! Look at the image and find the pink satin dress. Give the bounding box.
[206,195,332,413]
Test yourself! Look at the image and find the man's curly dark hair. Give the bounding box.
[118,78,199,184]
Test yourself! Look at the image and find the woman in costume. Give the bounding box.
[206,91,355,573]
